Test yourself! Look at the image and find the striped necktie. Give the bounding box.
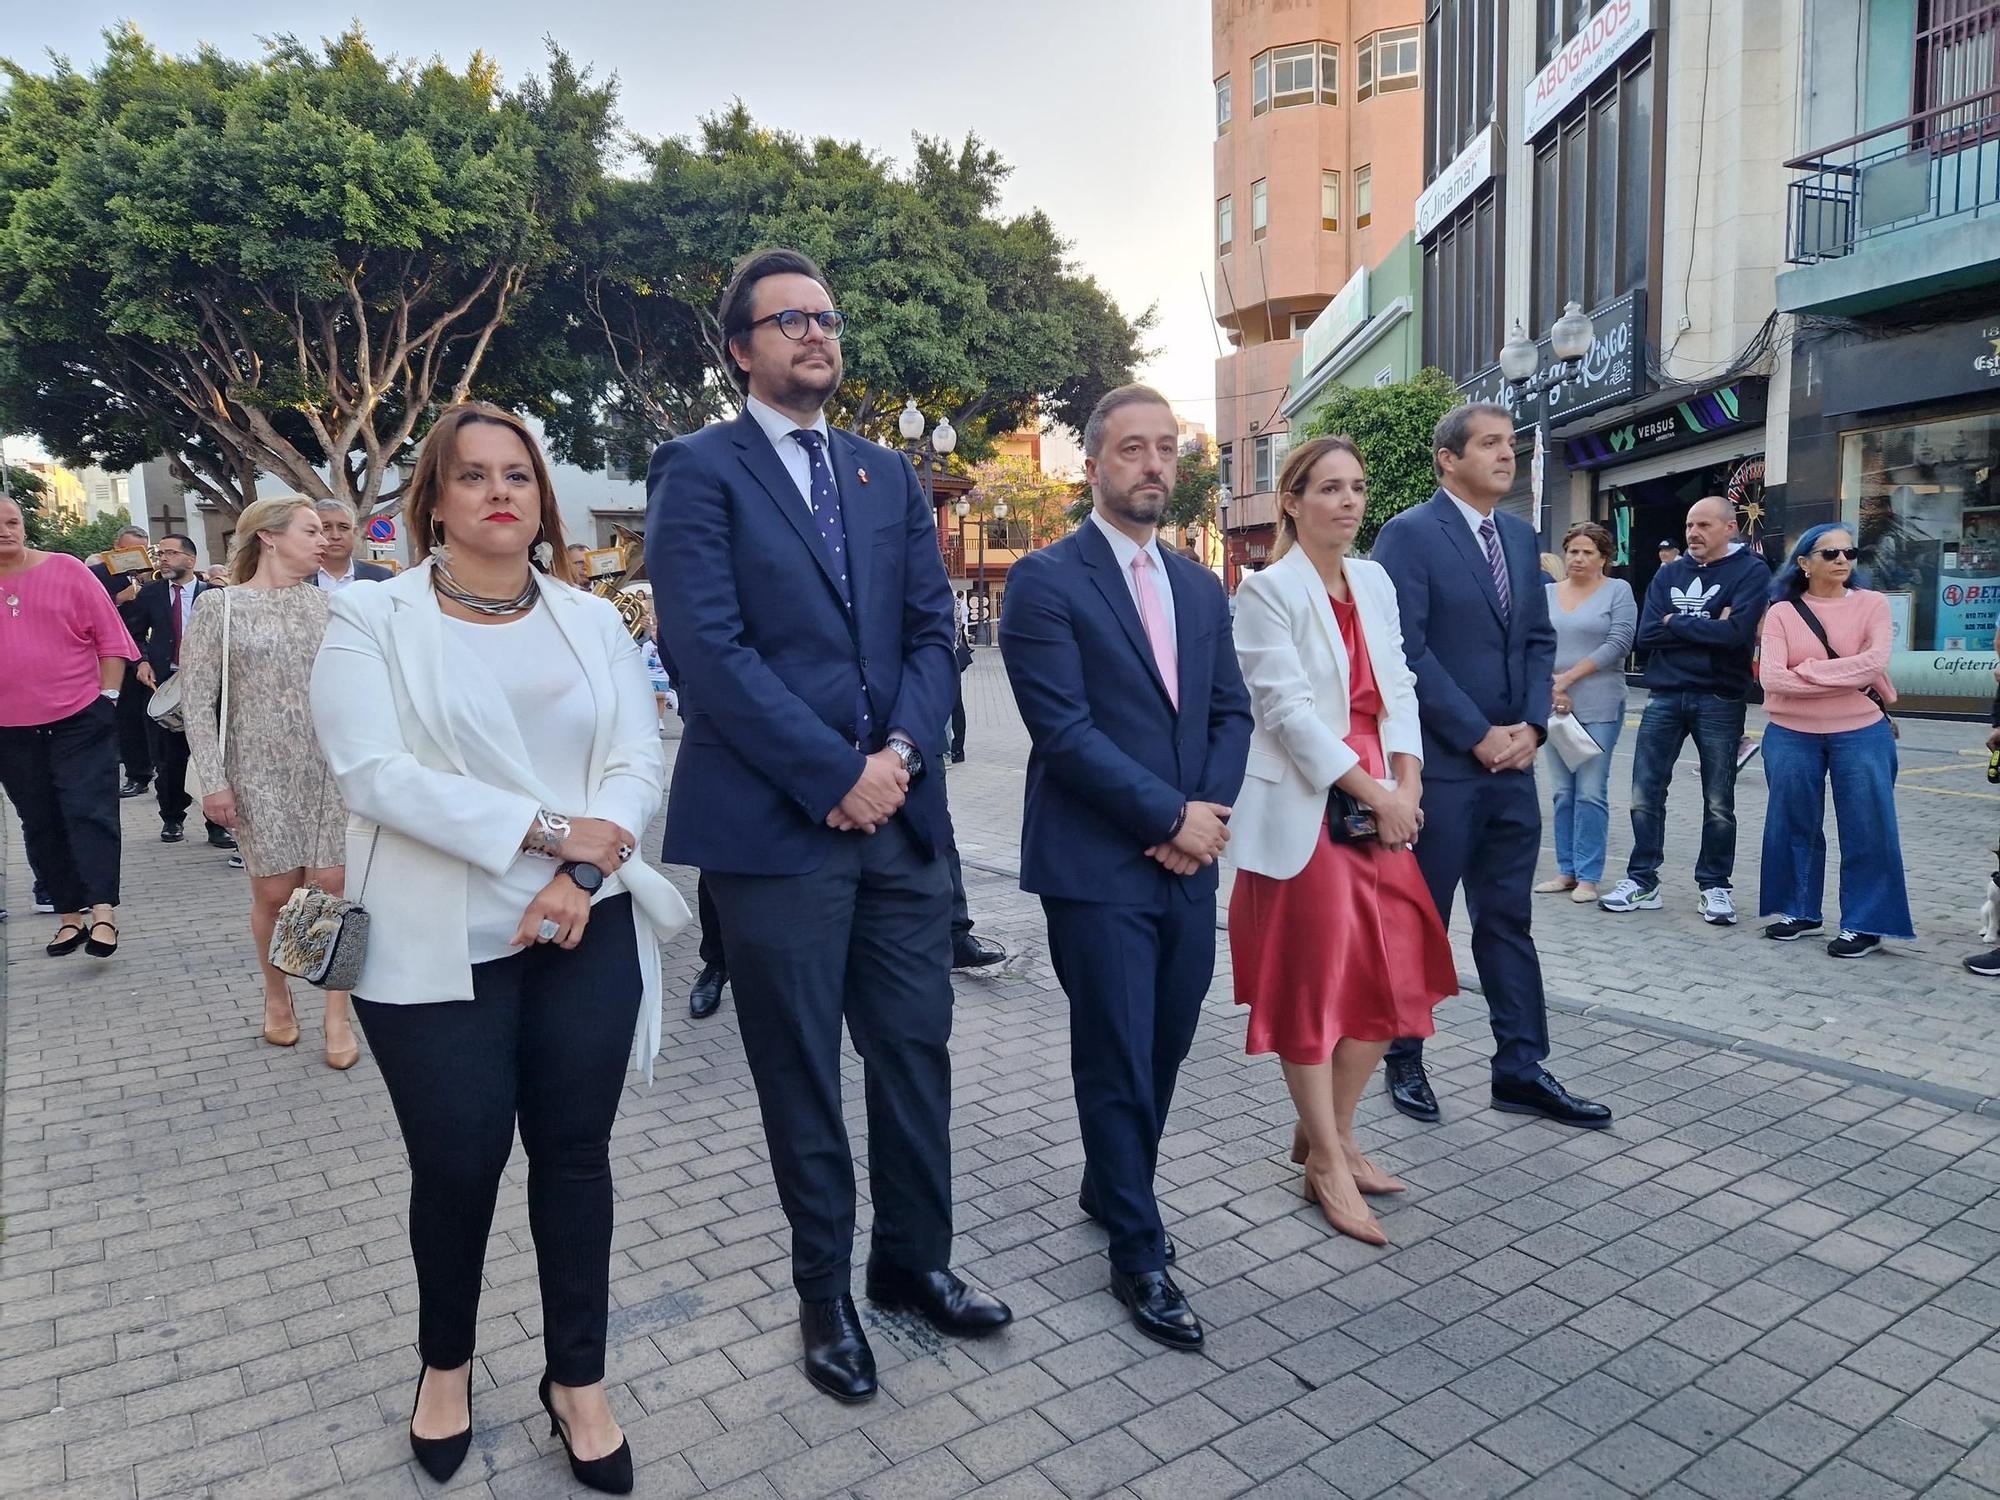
[1479,517,1512,620]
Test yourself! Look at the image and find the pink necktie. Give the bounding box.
[1132,552,1179,709]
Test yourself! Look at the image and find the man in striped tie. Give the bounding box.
[1370,404,1613,1133]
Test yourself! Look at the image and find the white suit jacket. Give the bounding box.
[309,562,690,1080]
[1228,545,1424,880]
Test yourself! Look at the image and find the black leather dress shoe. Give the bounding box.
[160,820,185,843]
[1385,1057,1441,1122]
[865,1260,1012,1334]
[1111,1269,1203,1350]
[1077,1193,1175,1263]
[688,964,726,1019]
[800,1294,876,1402]
[951,932,1008,970]
[1492,1069,1613,1129]
[119,778,151,799]
[206,827,236,850]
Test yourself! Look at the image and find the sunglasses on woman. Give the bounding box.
[1813,547,1860,561]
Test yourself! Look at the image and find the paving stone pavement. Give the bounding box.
[4,653,2000,1499]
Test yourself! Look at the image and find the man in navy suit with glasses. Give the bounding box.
[647,247,1010,1406]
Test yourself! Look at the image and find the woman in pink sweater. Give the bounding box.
[1757,523,1911,958]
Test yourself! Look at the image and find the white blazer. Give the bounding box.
[309,562,691,1081]
[1228,545,1424,881]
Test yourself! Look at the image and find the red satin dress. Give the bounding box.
[1228,594,1458,1065]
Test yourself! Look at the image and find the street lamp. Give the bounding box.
[899,397,956,508]
[953,489,1007,644]
[1498,300,1595,543]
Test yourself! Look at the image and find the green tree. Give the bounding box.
[1168,439,1218,533]
[544,105,1151,472]
[32,511,132,559]
[961,455,1076,550]
[0,25,615,516]
[1294,368,1461,551]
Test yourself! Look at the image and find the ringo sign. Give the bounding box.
[1524,0,1653,139]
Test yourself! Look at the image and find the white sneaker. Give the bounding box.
[1598,878,1663,912]
[1698,886,1738,925]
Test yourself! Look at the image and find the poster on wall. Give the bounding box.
[1884,590,1914,651]
[1937,505,2000,649]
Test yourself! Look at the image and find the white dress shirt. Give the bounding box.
[1443,487,1499,544]
[744,394,831,511]
[1088,510,1178,644]
[316,560,359,591]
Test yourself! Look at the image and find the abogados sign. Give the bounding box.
[1524,0,1654,139]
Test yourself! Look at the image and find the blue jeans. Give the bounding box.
[1624,691,1748,890]
[1758,718,1913,939]
[1544,718,1623,883]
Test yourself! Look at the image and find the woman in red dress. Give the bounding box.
[1227,438,1457,1246]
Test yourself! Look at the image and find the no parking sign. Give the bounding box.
[366,516,396,543]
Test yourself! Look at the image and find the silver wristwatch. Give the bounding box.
[886,736,923,780]
[526,808,572,858]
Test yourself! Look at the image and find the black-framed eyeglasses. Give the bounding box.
[746,308,846,341]
[1814,547,1861,562]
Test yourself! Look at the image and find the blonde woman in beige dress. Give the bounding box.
[183,497,357,1069]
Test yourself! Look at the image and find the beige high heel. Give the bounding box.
[1301,1162,1389,1246]
[263,994,300,1047]
[1293,1124,1406,1194]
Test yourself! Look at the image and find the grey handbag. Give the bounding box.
[266,779,378,992]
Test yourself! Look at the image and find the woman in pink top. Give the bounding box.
[0,494,141,957]
[1756,523,1911,958]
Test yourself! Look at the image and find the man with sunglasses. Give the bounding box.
[1600,495,1772,925]
[647,247,1010,1406]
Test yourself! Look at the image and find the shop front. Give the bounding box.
[1560,377,1773,611]
[1789,304,2000,702]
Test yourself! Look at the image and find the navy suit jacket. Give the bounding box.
[1369,490,1556,781]
[131,576,218,679]
[646,410,959,876]
[1000,520,1251,904]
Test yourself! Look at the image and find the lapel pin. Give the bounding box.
[857,467,870,485]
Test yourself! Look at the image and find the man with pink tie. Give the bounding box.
[1000,385,1251,1350]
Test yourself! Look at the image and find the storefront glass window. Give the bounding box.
[1847,411,2000,655]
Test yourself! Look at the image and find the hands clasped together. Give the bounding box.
[1145,800,1233,877]
[826,749,908,834]
[1472,722,1539,774]
[513,817,635,951]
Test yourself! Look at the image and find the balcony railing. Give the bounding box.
[1785,85,2000,264]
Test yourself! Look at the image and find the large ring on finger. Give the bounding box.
[617,844,633,863]
[537,918,561,943]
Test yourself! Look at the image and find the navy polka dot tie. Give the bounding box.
[790,429,871,742]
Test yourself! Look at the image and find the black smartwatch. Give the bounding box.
[558,860,604,894]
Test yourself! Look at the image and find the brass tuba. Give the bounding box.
[585,525,653,642]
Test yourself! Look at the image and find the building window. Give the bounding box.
[1215,75,1231,134]
[1425,0,1500,180]
[1251,178,1268,240]
[1321,170,1341,230]
[1218,443,1232,494]
[1375,27,1421,91]
[1530,55,1653,329]
[1253,434,1275,492]
[1355,165,1373,229]
[1290,311,1318,337]
[1218,195,1233,253]
[1357,37,1374,101]
[1421,185,1504,382]
[1537,0,1616,68]
[1250,42,1338,114]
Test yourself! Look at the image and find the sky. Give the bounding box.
[1,0,1223,465]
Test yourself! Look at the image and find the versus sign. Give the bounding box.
[1525,0,1653,139]
[1416,126,1496,240]
[1565,380,1768,469]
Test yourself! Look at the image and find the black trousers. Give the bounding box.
[696,872,725,971]
[1387,772,1550,1082]
[353,895,641,1385]
[1043,890,1213,1274]
[706,818,956,1300]
[943,787,972,943]
[115,662,152,783]
[949,679,968,759]
[145,719,226,838]
[0,700,122,911]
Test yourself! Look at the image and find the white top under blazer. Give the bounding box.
[1226,544,1425,882]
[309,561,690,1081]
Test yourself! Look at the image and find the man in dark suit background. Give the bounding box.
[1370,404,1611,1130]
[311,500,393,588]
[647,247,1010,1405]
[130,533,233,850]
[1000,385,1251,1350]
[89,524,156,796]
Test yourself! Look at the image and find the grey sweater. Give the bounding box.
[1547,578,1636,724]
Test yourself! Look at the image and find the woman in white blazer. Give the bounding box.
[1227,437,1457,1248]
[310,403,686,1495]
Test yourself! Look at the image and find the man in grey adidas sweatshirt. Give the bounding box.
[1599,496,1773,925]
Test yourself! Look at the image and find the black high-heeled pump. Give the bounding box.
[538,1372,633,1494]
[408,1361,472,1483]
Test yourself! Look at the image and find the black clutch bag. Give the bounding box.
[1326,786,1378,843]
